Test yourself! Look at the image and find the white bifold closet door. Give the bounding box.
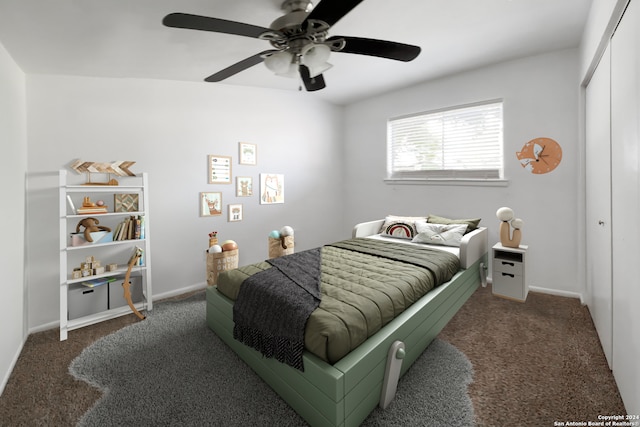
[585,44,612,369]
[611,0,640,413]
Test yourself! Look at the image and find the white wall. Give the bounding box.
[0,41,27,394]
[580,0,629,82]
[25,75,345,331]
[342,49,581,296]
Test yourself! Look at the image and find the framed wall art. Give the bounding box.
[236,176,253,197]
[208,155,232,184]
[260,173,284,204]
[228,204,243,222]
[201,192,222,217]
[114,193,139,212]
[239,142,257,165]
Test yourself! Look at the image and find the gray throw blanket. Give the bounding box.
[233,248,321,371]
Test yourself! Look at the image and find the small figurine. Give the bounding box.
[496,207,524,248]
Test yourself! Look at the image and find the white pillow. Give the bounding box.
[412,222,468,247]
[379,215,427,239]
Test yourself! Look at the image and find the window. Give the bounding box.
[387,100,504,181]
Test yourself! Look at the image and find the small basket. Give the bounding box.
[206,249,238,286]
[268,236,294,259]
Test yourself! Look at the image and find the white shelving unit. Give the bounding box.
[59,170,152,340]
[492,242,528,302]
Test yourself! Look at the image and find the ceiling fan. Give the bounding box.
[162,0,421,91]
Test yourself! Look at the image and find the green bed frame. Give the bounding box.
[206,253,486,427]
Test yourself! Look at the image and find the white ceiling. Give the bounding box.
[0,0,592,105]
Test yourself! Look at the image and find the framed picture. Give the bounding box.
[239,142,257,165]
[228,204,243,222]
[201,192,222,216]
[114,194,139,212]
[208,155,232,184]
[260,173,284,204]
[236,176,253,197]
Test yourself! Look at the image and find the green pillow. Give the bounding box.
[427,214,481,233]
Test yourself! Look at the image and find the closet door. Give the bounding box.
[611,0,640,413]
[585,45,612,369]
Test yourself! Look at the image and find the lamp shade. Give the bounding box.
[264,51,295,75]
[301,44,333,77]
[276,63,299,78]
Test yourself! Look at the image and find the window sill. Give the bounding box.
[384,178,510,187]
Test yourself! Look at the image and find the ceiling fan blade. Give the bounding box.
[299,65,326,91]
[305,0,365,27]
[205,50,277,82]
[163,13,272,39]
[329,36,421,62]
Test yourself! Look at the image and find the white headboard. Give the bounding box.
[352,219,488,269]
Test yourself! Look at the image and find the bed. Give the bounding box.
[206,218,488,427]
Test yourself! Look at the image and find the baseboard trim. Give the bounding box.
[29,320,58,334]
[1,339,25,396]
[28,282,209,335]
[529,286,584,303]
[486,277,584,304]
[153,282,207,301]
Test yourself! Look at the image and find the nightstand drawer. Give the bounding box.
[493,258,523,276]
[493,272,525,301]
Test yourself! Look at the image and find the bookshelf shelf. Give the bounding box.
[66,211,145,219]
[65,238,146,251]
[65,185,144,192]
[59,170,153,340]
[66,265,148,284]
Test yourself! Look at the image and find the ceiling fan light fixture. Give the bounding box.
[302,43,331,63]
[264,50,295,75]
[276,63,299,78]
[301,43,333,77]
[305,61,332,78]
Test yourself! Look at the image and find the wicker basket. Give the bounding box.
[206,249,239,286]
[268,236,294,259]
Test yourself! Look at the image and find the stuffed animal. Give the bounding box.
[76,217,111,242]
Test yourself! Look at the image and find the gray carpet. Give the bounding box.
[69,293,475,426]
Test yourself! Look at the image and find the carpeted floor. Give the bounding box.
[438,286,627,426]
[0,285,627,426]
[67,295,474,426]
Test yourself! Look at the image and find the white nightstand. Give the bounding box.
[492,243,528,302]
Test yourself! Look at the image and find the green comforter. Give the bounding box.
[216,238,460,364]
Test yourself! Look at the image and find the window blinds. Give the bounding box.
[387,101,503,179]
